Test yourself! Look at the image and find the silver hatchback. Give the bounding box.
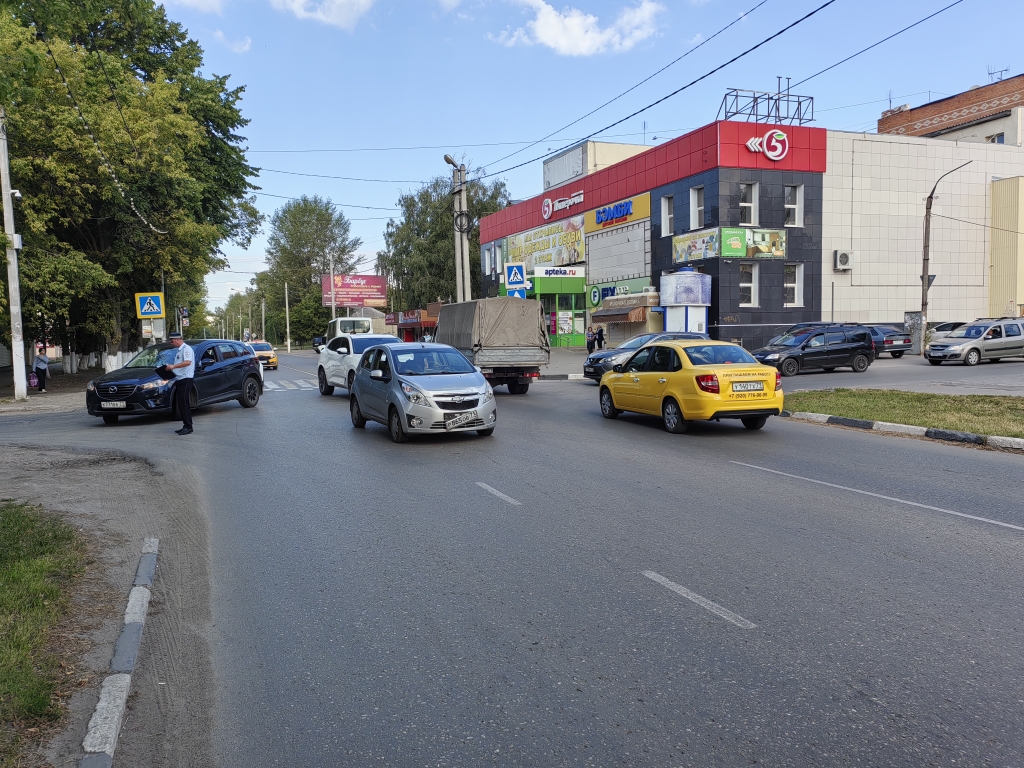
[349,342,497,442]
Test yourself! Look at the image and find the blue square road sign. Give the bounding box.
[135,292,165,319]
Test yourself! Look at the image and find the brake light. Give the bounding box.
[695,374,719,393]
[775,371,782,390]
[884,339,893,345]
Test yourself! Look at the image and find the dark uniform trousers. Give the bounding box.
[174,377,194,429]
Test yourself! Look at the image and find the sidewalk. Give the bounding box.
[541,347,589,379]
[0,366,91,415]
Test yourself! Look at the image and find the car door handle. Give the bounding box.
[658,378,667,383]
[632,377,640,382]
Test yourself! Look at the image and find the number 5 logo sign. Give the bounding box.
[745,130,789,161]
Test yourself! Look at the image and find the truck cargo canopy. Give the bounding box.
[436,297,551,353]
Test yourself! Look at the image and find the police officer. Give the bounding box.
[165,332,195,435]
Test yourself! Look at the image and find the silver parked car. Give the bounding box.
[925,318,1024,365]
[349,342,497,442]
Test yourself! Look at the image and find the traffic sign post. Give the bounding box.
[135,292,165,319]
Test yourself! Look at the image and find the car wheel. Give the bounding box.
[239,375,261,408]
[318,368,334,396]
[929,359,943,366]
[823,367,836,372]
[662,398,689,434]
[851,354,870,373]
[600,387,619,419]
[964,349,981,366]
[780,358,800,377]
[102,414,119,425]
[508,381,529,394]
[347,370,355,391]
[350,396,366,428]
[891,351,905,359]
[742,416,768,430]
[389,407,409,443]
[477,428,495,437]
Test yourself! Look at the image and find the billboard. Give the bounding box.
[673,227,788,263]
[584,193,651,233]
[321,274,387,307]
[506,215,584,273]
[672,228,720,263]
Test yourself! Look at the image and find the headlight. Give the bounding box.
[608,352,630,364]
[764,353,780,361]
[86,380,95,392]
[141,380,166,391]
[946,344,963,351]
[401,382,429,405]
[482,384,494,403]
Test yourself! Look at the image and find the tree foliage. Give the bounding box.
[0,1,260,361]
[375,173,509,311]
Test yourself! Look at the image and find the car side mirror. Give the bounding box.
[370,369,384,380]
[612,364,623,373]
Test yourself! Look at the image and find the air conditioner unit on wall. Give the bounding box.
[834,250,855,271]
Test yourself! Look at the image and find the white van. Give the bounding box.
[326,317,372,340]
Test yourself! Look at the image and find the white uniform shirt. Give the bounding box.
[173,344,195,379]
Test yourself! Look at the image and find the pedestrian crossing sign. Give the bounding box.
[135,292,165,319]
[508,288,527,299]
[505,263,526,287]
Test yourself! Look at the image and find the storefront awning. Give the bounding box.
[591,306,648,324]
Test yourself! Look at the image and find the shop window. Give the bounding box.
[739,182,758,226]
[739,263,759,307]
[784,185,803,227]
[784,263,804,307]
[661,195,674,237]
[689,187,704,230]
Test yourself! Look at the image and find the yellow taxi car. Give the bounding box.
[598,340,783,433]
[248,341,278,370]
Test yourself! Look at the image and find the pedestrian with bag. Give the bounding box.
[585,326,596,354]
[164,332,196,435]
[32,345,49,393]
[596,325,605,350]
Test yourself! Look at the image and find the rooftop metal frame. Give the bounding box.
[717,79,814,125]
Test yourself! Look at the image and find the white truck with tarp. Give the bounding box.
[435,297,550,394]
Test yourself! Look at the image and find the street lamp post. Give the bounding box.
[445,155,464,302]
[920,161,971,356]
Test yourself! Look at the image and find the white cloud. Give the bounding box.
[214,30,252,52]
[166,0,223,11]
[494,0,664,56]
[439,0,461,9]
[270,0,375,30]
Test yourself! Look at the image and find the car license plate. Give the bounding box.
[732,381,764,392]
[585,366,595,373]
[101,401,126,409]
[444,410,477,430]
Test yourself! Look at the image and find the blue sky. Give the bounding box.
[162,0,1023,308]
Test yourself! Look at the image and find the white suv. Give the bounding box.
[317,333,400,394]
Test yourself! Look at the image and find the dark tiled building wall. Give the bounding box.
[651,168,824,349]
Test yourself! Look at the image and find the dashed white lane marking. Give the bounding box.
[280,380,298,389]
[476,482,522,506]
[643,571,757,629]
[730,461,1024,533]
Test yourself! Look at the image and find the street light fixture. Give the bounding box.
[919,160,971,355]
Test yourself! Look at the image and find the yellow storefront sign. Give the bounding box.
[584,193,650,233]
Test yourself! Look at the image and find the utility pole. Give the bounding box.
[445,155,464,302]
[285,282,291,353]
[248,303,252,340]
[330,256,337,319]
[261,298,266,341]
[920,161,971,355]
[460,163,472,302]
[0,108,27,400]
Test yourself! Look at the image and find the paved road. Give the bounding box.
[3,366,1023,766]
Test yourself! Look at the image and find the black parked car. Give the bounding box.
[86,339,263,424]
[583,331,710,382]
[752,325,874,377]
[868,325,913,358]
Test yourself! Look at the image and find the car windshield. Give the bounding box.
[684,345,758,366]
[774,331,814,347]
[946,325,988,339]
[250,342,273,351]
[353,336,398,354]
[125,345,177,368]
[618,334,657,350]
[393,349,475,375]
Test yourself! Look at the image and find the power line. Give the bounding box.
[481,0,771,169]
[246,140,552,154]
[84,22,140,158]
[476,0,841,181]
[791,0,965,87]
[253,191,398,211]
[933,213,1024,237]
[259,168,427,183]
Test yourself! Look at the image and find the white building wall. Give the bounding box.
[822,131,1024,323]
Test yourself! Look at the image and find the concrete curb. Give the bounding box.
[781,411,1023,451]
[538,373,586,381]
[79,537,159,768]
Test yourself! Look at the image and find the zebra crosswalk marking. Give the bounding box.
[280,380,298,389]
[263,381,281,390]
[295,379,315,388]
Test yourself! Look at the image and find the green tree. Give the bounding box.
[375,172,508,311]
[0,2,260,366]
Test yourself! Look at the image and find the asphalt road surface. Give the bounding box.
[3,360,1024,767]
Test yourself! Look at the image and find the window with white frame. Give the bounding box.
[739,263,758,306]
[689,187,704,230]
[739,182,758,225]
[660,195,674,237]
[784,263,804,307]
[784,184,803,227]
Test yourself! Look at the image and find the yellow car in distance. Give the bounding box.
[249,341,278,370]
[599,340,783,433]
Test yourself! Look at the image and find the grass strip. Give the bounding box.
[785,389,1024,439]
[0,501,84,766]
